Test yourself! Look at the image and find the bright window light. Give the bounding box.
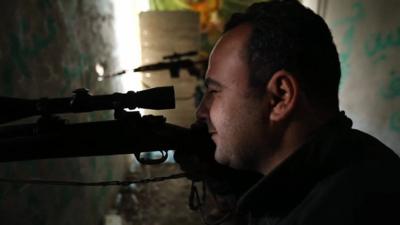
[113,0,150,93]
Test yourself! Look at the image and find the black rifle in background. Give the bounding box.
[100,51,208,79]
[134,51,207,78]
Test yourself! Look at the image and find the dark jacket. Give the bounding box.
[227,112,400,225]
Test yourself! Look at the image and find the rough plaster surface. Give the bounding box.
[0,0,128,224]
[323,0,400,153]
[0,2,207,225]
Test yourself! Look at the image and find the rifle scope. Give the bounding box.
[0,86,175,124]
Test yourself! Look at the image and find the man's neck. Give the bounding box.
[259,109,338,175]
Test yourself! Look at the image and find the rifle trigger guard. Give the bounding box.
[134,150,168,165]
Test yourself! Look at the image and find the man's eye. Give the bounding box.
[207,89,218,94]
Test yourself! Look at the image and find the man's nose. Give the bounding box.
[196,97,209,122]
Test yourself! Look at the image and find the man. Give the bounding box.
[177,1,400,225]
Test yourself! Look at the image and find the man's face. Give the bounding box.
[197,24,272,170]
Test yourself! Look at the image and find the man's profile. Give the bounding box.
[177,1,400,225]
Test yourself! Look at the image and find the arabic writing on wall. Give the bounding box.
[329,0,400,151]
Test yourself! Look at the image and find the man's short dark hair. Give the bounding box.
[224,0,341,109]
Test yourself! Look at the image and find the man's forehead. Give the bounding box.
[204,23,252,87]
[209,23,251,64]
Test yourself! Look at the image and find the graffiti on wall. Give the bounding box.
[331,1,365,87]
[364,26,400,64]
[331,0,400,137]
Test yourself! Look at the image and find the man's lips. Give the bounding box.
[209,132,217,143]
[207,123,216,135]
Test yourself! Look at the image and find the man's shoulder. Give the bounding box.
[279,160,400,225]
[319,127,400,209]
[310,125,400,192]
[279,128,400,225]
[341,128,400,175]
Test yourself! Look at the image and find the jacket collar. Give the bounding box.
[235,111,354,218]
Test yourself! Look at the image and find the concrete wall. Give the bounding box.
[304,0,400,154]
[0,0,129,224]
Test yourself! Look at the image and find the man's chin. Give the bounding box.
[215,152,250,171]
[214,151,239,170]
[214,150,229,166]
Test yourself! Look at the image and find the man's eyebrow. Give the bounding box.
[204,78,222,88]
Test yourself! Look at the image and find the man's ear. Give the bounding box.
[266,70,299,122]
